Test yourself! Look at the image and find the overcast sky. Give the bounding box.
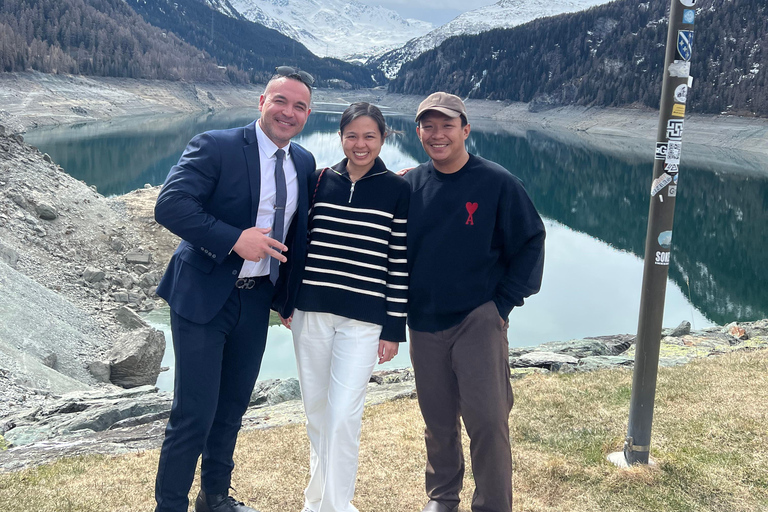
[360,0,497,26]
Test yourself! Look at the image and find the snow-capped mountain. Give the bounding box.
[372,0,614,78]
[200,0,244,20]
[224,0,432,61]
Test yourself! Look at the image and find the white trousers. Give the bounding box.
[292,310,382,512]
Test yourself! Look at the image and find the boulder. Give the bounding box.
[82,267,106,283]
[0,243,19,268]
[35,203,58,220]
[670,320,692,337]
[537,339,612,358]
[108,327,165,388]
[575,356,634,372]
[112,291,130,302]
[40,351,57,369]
[251,378,302,406]
[114,305,148,330]
[138,271,161,288]
[266,378,301,404]
[725,322,748,341]
[744,319,768,338]
[87,360,111,383]
[510,351,579,371]
[1,386,171,447]
[125,251,152,265]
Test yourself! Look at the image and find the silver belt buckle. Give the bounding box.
[235,278,256,289]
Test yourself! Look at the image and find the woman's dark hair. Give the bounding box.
[339,102,388,139]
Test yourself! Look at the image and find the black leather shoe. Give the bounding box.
[421,500,459,512]
[195,490,259,512]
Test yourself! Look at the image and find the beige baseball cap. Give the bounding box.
[415,92,468,123]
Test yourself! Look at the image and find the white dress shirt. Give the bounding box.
[239,121,299,278]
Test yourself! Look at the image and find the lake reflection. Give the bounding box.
[26,110,768,391]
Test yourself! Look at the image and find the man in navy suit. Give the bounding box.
[153,67,316,512]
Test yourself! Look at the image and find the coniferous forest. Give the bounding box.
[0,0,380,87]
[389,0,767,116]
[0,0,228,81]
[0,0,765,111]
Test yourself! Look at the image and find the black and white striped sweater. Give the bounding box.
[295,157,410,342]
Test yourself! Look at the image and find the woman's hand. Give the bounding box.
[279,313,293,329]
[378,340,399,364]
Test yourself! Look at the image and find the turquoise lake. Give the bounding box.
[25,109,768,391]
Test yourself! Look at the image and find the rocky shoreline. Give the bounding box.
[0,127,172,408]
[1,72,767,473]
[1,320,766,472]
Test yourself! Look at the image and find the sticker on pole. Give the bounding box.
[664,162,680,173]
[651,173,673,196]
[658,230,673,249]
[666,140,682,164]
[674,84,688,103]
[667,119,684,140]
[655,142,668,160]
[677,31,694,62]
[683,9,695,24]
[669,60,691,78]
[668,185,677,197]
[680,0,696,6]
[655,251,671,266]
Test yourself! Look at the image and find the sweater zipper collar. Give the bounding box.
[331,167,387,203]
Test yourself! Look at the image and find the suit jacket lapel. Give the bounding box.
[292,147,310,214]
[243,121,261,225]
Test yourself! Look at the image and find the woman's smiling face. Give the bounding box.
[340,115,384,175]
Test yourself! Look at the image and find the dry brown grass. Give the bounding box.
[1,349,767,512]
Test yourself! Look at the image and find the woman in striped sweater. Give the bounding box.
[281,102,410,512]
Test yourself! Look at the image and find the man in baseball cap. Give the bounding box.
[414,92,468,124]
[403,92,545,512]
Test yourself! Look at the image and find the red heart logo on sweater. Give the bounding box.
[465,202,478,225]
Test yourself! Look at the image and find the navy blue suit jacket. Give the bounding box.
[155,120,315,324]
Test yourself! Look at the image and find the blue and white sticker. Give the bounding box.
[683,9,695,24]
[658,230,673,249]
[677,30,694,62]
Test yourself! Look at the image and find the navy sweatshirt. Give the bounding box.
[404,153,545,333]
[295,157,410,342]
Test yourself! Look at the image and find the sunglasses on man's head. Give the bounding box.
[274,66,315,88]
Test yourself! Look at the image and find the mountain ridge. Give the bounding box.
[371,0,613,78]
[225,0,433,61]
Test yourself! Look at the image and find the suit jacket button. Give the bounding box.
[232,270,238,275]
[212,254,217,259]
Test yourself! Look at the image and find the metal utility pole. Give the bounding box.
[610,0,696,466]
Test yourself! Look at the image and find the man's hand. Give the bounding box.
[232,227,288,263]
[378,340,399,364]
[279,313,293,329]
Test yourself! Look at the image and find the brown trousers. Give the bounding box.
[410,301,514,512]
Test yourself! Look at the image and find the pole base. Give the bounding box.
[607,451,657,468]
